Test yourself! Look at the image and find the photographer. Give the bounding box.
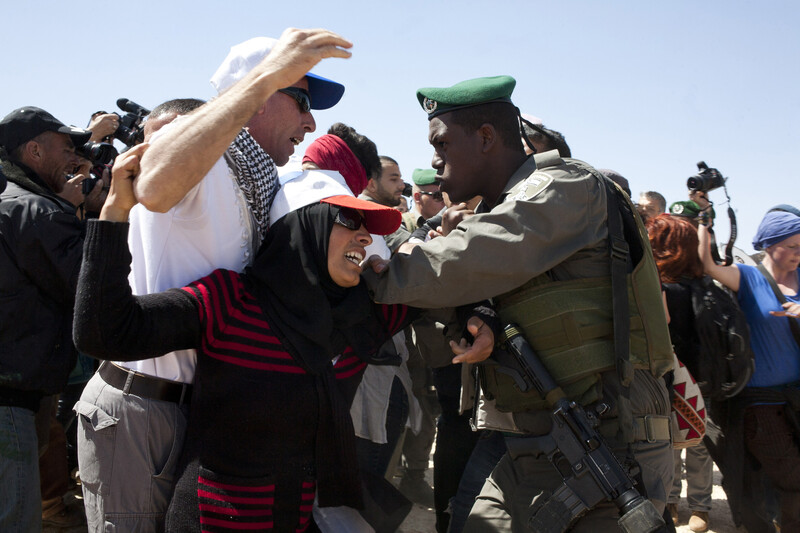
[0,106,94,530]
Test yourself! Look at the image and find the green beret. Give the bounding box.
[669,200,715,220]
[669,201,701,218]
[411,168,437,186]
[416,75,516,120]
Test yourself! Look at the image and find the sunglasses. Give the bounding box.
[278,87,312,113]
[419,190,444,202]
[334,207,367,231]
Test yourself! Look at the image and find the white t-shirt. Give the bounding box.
[117,155,256,383]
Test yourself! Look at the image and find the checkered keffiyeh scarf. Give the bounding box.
[226,128,279,242]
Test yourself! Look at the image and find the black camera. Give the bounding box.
[74,141,118,194]
[402,183,413,197]
[75,141,117,167]
[112,98,150,147]
[687,161,725,193]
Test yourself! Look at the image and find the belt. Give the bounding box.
[99,362,192,405]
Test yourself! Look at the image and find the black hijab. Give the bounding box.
[243,201,384,374]
[241,201,389,508]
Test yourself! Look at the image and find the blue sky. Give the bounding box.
[3,1,798,253]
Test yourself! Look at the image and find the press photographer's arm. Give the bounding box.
[697,219,740,291]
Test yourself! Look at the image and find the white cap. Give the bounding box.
[269,169,352,224]
[210,37,345,109]
[269,169,402,235]
[210,37,278,94]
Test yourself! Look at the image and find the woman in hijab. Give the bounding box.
[74,144,426,532]
[295,126,423,530]
[699,208,800,531]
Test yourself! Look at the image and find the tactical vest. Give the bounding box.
[481,151,673,413]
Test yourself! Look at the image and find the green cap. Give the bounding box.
[669,201,701,218]
[411,168,437,186]
[669,200,715,220]
[416,75,516,120]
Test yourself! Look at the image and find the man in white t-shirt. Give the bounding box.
[75,29,352,532]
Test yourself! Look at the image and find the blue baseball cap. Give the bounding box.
[210,37,344,110]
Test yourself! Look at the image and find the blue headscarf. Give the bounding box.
[752,211,800,251]
[769,204,800,217]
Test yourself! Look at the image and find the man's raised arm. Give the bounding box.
[134,28,352,212]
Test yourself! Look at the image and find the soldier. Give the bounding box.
[364,75,674,531]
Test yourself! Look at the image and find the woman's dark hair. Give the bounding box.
[326,123,381,180]
[646,214,704,283]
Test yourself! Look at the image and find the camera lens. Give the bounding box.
[687,177,702,191]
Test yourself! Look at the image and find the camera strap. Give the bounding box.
[707,181,738,266]
[707,205,737,266]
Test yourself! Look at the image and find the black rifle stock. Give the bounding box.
[497,324,665,533]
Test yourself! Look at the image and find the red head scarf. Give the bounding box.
[303,134,368,195]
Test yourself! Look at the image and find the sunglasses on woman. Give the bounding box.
[334,207,368,231]
[278,87,312,113]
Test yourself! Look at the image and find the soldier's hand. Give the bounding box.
[258,28,352,89]
[441,203,474,236]
[451,316,494,364]
[101,143,149,222]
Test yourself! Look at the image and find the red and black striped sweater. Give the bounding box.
[75,221,413,532]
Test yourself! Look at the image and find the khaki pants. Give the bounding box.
[463,439,672,533]
[76,372,188,532]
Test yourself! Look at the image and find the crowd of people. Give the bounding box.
[1,26,799,533]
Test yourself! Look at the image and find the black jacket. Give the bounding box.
[0,151,83,407]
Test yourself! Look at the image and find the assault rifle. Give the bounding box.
[496,324,665,533]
